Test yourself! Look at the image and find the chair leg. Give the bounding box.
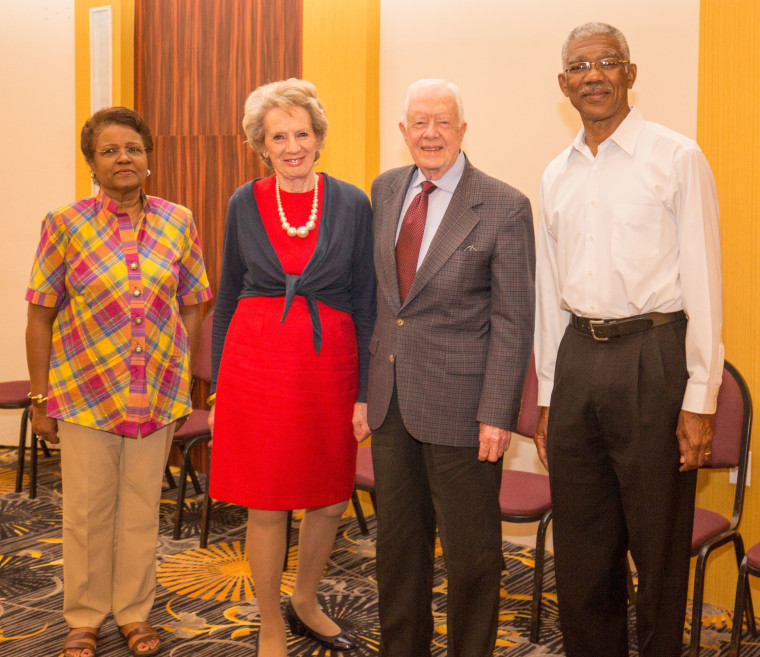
[733,537,757,636]
[530,509,552,644]
[164,464,177,489]
[172,444,196,540]
[40,440,51,458]
[30,433,38,499]
[199,485,212,549]
[730,560,749,657]
[284,510,293,571]
[369,488,377,512]
[15,407,29,493]
[625,554,637,605]
[187,460,203,495]
[689,549,710,657]
[352,489,369,535]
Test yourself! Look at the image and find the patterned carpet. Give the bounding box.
[1,445,759,656]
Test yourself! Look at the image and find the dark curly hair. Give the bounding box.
[80,106,154,165]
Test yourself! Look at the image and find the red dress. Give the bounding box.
[210,174,358,510]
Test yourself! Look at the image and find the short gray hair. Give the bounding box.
[401,79,465,125]
[242,78,328,167]
[561,22,630,66]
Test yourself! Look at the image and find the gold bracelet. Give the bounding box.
[206,393,216,406]
[27,392,48,405]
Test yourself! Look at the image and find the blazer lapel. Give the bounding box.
[403,162,482,306]
[378,166,415,309]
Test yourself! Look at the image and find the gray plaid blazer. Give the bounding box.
[367,157,536,446]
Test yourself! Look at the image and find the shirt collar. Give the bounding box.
[570,106,645,160]
[95,186,152,214]
[410,149,466,193]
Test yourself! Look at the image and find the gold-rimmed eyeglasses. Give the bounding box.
[563,58,630,75]
[95,146,147,158]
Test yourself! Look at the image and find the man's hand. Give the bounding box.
[533,406,550,471]
[478,423,511,462]
[676,410,713,472]
[353,402,371,442]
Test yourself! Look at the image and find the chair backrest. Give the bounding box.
[704,359,753,530]
[516,353,540,438]
[193,309,214,384]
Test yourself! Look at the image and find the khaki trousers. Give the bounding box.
[58,420,174,628]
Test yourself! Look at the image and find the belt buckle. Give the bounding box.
[588,319,609,342]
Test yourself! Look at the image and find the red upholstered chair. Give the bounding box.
[729,540,760,656]
[0,379,51,499]
[688,359,754,657]
[499,354,553,644]
[170,310,214,539]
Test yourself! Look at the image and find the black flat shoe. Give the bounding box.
[284,598,358,652]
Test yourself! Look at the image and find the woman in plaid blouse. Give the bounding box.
[25,107,212,657]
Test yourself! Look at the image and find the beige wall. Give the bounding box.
[379,0,699,213]
[1,1,75,444]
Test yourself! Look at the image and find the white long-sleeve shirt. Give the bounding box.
[535,107,723,414]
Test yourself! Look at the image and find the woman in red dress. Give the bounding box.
[208,79,375,657]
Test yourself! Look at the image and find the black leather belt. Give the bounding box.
[571,311,686,342]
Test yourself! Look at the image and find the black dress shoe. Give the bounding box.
[284,598,358,652]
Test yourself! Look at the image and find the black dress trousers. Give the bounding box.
[371,385,504,657]
[546,318,696,657]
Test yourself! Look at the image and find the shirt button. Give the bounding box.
[396,319,404,326]
[130,262,138,270]
[135,345,144,353]
[135,316,143,325]
[132,288,141,297]
[389,354,395,363]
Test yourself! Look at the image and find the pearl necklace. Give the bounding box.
[275,173,319,238]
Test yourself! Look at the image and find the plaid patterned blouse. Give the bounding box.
[26,189,212,436]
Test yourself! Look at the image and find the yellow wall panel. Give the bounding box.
[696,0,760,613]
[74,0,135,198]
[302,0,380,194]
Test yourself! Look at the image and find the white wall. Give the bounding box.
[0,1,75,444]
[379,0,700,545]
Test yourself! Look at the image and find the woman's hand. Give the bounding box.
[352,402,370,442]
[30,405,59,444]
[207,404,215,436]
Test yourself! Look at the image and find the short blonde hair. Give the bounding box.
[242,78,328,166]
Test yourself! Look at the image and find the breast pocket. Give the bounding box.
[611,203,665,261]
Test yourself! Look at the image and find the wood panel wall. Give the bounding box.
[134,0,302,465]
[134,0,302,299]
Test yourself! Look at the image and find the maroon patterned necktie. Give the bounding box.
[396,180,437,302]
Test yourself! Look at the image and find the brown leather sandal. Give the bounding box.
[119,622,161,656]
[60,628,98,657]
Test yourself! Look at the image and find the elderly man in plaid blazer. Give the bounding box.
[367,78,535,657]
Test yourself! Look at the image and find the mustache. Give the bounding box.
[580,82,612,96]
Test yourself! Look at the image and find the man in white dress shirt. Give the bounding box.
[533,22,723,657]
